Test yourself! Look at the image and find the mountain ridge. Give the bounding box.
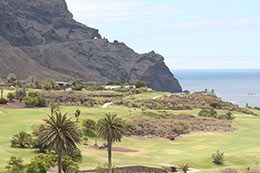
[0,0,182,92]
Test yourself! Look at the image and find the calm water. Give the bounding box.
[173,69,260,107]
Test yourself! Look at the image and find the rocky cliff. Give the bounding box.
[0,0,182,92]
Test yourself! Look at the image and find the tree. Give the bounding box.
[7,73,17,86]
[27,75,36,88]
[10,131,32,148]
[40,111,82,173]
[43,81,52,91]
[5,156,25,172]
[97,113,125,173]
[74,109,81,122]
[135,80,149,88]
[7,92,15,102]
[15,89,26,102]
[50,101,60,115]
[82,119,96,137]
[0,77,5,86]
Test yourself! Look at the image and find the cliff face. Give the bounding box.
[0,0,182,92]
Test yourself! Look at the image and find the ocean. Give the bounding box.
[173,69,260,107]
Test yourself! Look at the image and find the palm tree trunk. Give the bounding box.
[108,140,112,173]
[57,149,62,173]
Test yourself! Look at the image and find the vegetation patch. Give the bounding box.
[125,113,234,138]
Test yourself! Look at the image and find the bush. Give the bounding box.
[67,147,82,163]
[43,82,52,90]
[247,169,260,173]
[212,150,225,165]
[135,80,149,88]
[169,135,175,141]
[7,92,15,101]
[198,109,210,117]
[220,168,238,173]
[0,98,8,104]
[72,84,85,91]
[62,156,79,173]
[179,163,189,173]
[224,112,235,120]
[5,156,25,172]
[26,151,58,173]
[24,95,47,107]
[82,119,96,137]
[217,112,235,120]
[11,131,32,148]
[15,89,26,101]
[107,81,121,85]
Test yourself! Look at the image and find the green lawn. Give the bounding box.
[0,106,260,172]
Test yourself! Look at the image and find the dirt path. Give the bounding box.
[102,102,113,108]
[153,95,162,99]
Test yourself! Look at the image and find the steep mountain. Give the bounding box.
[0,0,182,92]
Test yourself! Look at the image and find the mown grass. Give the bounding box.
[0,105,260,172]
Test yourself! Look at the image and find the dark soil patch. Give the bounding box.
[112,147,139,152]
[0,101,26,109]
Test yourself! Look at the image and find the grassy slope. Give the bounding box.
[0,106,260,172]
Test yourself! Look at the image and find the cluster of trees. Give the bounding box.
[198,109,235,120]
[8,109,125,173]
[0,74,42,89]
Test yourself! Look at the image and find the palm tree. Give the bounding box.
[10,131,32,148]
[75,108,81,122]
[97,113,125,173]
[40,111,82,173]
[49,101,60,115]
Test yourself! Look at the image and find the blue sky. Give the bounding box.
[66,0,260,69]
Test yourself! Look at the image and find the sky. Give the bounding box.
[65,0,260,70]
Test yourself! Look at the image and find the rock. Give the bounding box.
[0,0,182,92]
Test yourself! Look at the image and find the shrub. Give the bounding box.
[5,156,25,172]
[26,151,58,173]
[169,135,175,141]
[220,168,238,173]
[107,81,121,85]
[0,98,8,104]
[62,156,79,173]
[15,89,26,101]
[247,169,260,173]
[217,112,235,120]
[72,84,85,91]
[11,131,32,148]
[224,112,235,120]
[198,109,218,118]
[24,95,47,107]
[43,82,52,90]
[198,109,210,117]
[135,80,149,88]
[7,92,15,102]
[179,163,189,173]
[82,119,96,137]
[67,147,82,162]
[172,123,190,135]
[212,151,225,165]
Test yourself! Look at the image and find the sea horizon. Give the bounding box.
[172,69,260,107]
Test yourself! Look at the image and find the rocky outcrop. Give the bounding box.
[0,0,182,92]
